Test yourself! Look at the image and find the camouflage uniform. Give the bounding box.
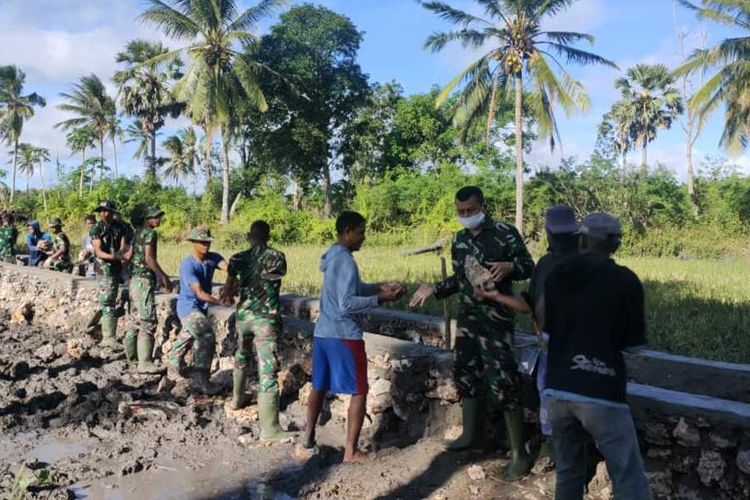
[125,227,158,347]
[48,231,73,272]
[168,312,215,370]
[435,216,534,409]
[90,219,127,318]
[228,244,287,393]
[0,225,18,264]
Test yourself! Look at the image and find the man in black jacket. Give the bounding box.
[544,212,651,500]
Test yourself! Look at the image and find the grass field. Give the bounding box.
[159,243,750,364]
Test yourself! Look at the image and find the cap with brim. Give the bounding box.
[580,212,622,238]
[48,217,63,227]
[187,226,213,242]
[545,204,579,234]
[145,206,165,219]
[93,200,119,213]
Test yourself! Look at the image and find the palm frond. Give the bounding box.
[230,0,288,31]
[424,29,491,52]
[139,0,202,40]
[421,1,492,27]
[435,52,494,107]
[542,42,618,68]
[539,31,595,45]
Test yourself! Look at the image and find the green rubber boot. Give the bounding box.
[258,392,297,441]
[443,397,485,451]
[124,332,137,363]
[501,407,535,481]
[230,367,249,410]
[191,369,222,395]
[98,316,123,351]
[137,335,165,374]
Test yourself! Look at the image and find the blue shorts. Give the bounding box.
[312,337,368,395]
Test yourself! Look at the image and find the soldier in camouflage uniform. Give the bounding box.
[90,201,132,350]
[410,186,535,481]
[124,206,173,374]
[222,221,295,441]
[45,218,73,272]
[0,213,19,264]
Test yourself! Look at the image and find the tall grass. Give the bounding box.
[158,243,750,363]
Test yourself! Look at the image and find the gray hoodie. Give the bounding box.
[314,243,379,340]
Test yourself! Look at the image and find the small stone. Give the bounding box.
[34,344,57,362]
[238,432,256,446]
[390,358,413,372]
[643,422,672,446]
[647,447,672,460]
[587,462,613,498]
[673,418,701,448]
[697,450,725,486]
[709,431,738,450]
[370,378,392,396]
[224,403,259,424]
[646,470,672,498]
[466,464,486,481]
[443,426,462,441]
[532,455,555,474]
[736,449,750,475]
[468,485,480,496]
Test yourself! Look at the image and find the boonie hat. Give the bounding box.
[545,204,579,234]
[93,200,119,213]
[187,226,213,242]
[145,206,165,219]
[580,212,622,238]
[48,217,64,227]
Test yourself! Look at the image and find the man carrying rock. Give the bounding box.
[90,201,132,350]
[77,214,97,277]
[0,213,19,264]
[222,220,295,441]
[543,212,651,500]
[124,206,173,374]
[25,220,52,267]
[167,226,227,395]
[45,218,73,273]
[303,211,405,463]
[409,186,535,481]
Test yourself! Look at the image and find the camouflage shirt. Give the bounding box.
[0,225,18,258]
[51,232,71,262]
[435,216,534,324]
[227,244,287,318]
[130,227,157,279]
[90,219,127,277]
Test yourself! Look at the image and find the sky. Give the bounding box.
[0,0,747,187]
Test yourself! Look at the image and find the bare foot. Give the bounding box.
[343,449,375,464]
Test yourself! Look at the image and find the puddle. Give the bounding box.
[26,440,88,463]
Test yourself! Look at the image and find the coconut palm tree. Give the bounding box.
[34,146,50,213]
[140,0,287,224]
[422,0,616,233]
[107,114,124,178]
[15,143,35,196]
[114,39,184,178]
[0,66,46,205]
[162,131,197,186]
[614,64,683,169]
[676,0,750,152]
[65,126,97,198]
[55,74,116,174]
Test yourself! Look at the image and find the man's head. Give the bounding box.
[145,206,165,229]
[48,218,63,234]
[26,222,37,235]
[579,212,622,256]
[187,226,212,258]
[545,204,580,253]
[455,186,486,230]
[1,213,12,226]
[83,215,96,230]
[336,211,367,252]
[93,201,117,223]
[249,220,270,246]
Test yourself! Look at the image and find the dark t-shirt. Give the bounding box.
[544,253,646,403]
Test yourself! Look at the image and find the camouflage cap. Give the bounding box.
[187,226,213,242]
[145,206,165,219]
[93,200,119,213]
[48,217,64,227]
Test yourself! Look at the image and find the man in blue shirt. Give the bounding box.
[302,211,405,463]
[25,220,52,267]
[167,226,227,395]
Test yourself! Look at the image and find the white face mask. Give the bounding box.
[458,212,485,230]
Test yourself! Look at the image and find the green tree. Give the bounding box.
[140,0,286,224]
[255,4,370,217]
[0,65,46,205]
[15,143,36,196]
[65,126,97,198]
[613,64,683,168]
[107,114,124,178]
[55,74,116,176]
[162,128,199,188]
[114,39,184,178]
[422,0,616,233]
[676,0,750,152]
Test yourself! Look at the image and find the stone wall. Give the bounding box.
[3,262,750,498]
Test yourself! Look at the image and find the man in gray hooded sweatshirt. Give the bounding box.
[303,211,405,463]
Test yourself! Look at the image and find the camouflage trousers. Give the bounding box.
[97,274,119,318]
[235,310,281,393]
[125,275,156,344]
[168,311,215,370]
[454,317,522,410]
[48,258,73,273]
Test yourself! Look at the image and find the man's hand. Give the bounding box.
[380,281,406,299]
[487,261,514,282]
[377,283,403,304]
[473,285,500,302]
[160,274,174,293]
[409,283,435,308]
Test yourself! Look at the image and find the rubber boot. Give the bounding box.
[502,407,535,481]
[98,316,123,350]
[191,369,221,395]
[230,367,249,410]
[124,333,137,363]
[443,397,482,451]
[258,392,297,441]
[137,335,165,374]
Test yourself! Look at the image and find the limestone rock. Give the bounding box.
[673,418,701,448]
[646,470,672,498]
[709,431,738,450]
[33,343,57,363]
[466,465,486,481]
[697,450,725,486]
[443,425,462,441]
[736,449,750,475]
[298,382,312,406]
[647,447,672,460]
[643,422,672,446]
[279,363,308,397]
[676,484,703,500]
[587,462,613,499]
